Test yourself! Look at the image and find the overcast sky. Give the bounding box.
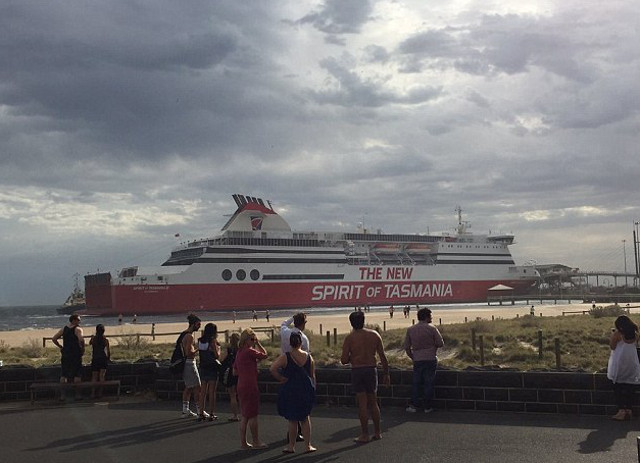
[1,0,639,306]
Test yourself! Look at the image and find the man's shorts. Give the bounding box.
[183,359,201,388]
[351,366,378,394]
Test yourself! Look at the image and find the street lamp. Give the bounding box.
[623,239,628,287]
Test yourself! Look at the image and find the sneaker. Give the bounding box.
[424,408,434,414]
[406,405,417,413]
[181,410,197,418]
[200,410,210,419]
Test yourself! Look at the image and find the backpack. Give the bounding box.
[169,331,188,377]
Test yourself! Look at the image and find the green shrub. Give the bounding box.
[589,304,627,318]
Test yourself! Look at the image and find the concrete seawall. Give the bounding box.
[0,362,622,416]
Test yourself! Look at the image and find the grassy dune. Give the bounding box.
[0,311,626,372]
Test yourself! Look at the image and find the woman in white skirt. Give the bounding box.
[607,315,640,420]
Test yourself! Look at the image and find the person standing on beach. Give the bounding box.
[52,314,85,399]
[89,324,110,399]
[341,311,390,443]
[180,314,205,418]
[404,308,443,413]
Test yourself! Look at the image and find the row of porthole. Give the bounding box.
[222,269,260,281]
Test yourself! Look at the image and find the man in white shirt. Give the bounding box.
[280,312,310,353]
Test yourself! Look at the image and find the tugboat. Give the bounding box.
[58,274,86,314]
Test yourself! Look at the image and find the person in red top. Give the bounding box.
[233,328,268,449]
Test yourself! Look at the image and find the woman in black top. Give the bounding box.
[219,332,240,421]
[198,323,221,421]
[90,324,110,399]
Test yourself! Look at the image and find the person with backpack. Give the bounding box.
[197,323,221,421]
[219,332,240,421]
[177,314,206,419]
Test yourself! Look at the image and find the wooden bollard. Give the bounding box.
[383,321,386,331]
[491,315,494,321]
[439,318,442,325]
[555,338,561,369]
[538,329,543,359]
[333,328,337,346]
[465,317,468,323]
[225,330,229,343]
[479,335,485,365]
[152,323,156,341]
[471,328,477,351]
[326,330,330,347]
[412,319,415,325]
[320,324,323,335]
[136,334,140,344]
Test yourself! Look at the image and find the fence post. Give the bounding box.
[383,321,386,332]
[555,337,561,369]
[333,328,337,346]
[225,330,229,344]
[326,331,330,347]
[538,329,543,359]
[152,323,156,341]
[471,328,477,351]
[479,335,485,366]
[271,329,275,344]
[42,337,46,348]
[320,324,323,335]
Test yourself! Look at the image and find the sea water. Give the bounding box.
[0,300,565,332]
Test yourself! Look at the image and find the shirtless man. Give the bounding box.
[341,311,390,443]
[52,314,85,399]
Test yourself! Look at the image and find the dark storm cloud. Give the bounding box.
[298,0,373,34]
[0,1,302,177]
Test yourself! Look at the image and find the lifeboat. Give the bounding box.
[372,243,401,253]
[405,243,432,254]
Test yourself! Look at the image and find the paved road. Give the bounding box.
[2,397,639,462]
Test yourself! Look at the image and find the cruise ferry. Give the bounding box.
[84,194,538,315]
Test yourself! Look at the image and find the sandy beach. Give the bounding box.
[0,302,591,348]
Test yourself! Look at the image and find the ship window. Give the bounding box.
[222,269,232,281]
[237,269,246,281]
[250,269,260,281]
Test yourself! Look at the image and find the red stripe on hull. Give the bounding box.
[86,280,535,316]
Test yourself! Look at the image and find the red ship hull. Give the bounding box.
[85,278,534,316]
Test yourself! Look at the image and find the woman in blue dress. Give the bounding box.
[270,332,316,453]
